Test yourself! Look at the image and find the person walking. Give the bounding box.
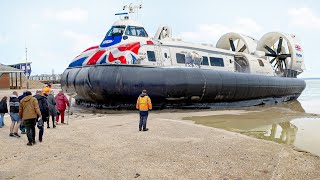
[0,96,8,128]
[136,90,152,131]
[47,90,57,128]
[9,92,21,137]
[19,91,42,146]
[18,90,27,134]
[55,91,70,124]
[34,90,49,142]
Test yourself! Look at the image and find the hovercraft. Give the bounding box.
[61,3,306,109]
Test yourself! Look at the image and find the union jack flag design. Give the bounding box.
[68,40,154,67]
[295,45,302,51]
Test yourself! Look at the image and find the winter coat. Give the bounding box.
[34,94,49,118]
[55,93,69,111]
[47,94,57,116]
[136,93,152,112]
[19,95,41,120]
[0,99,8,114]
[9,95,19,113]
[18,92,27,101]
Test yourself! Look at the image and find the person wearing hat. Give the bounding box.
[136,90,152,131]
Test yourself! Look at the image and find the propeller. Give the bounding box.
[238,45,247,53]
[229,38,247,52]
[264,37,291,73]
[229,38,236,52]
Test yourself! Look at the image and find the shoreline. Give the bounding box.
[1,106,320,179]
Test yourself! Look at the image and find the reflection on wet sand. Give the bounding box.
[184,100,320,147]
[242,122,298,145]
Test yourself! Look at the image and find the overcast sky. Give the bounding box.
[0,0,319,77]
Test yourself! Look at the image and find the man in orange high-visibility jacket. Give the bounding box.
[136,90,152,131]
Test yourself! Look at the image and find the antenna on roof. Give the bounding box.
[118,1,143,20]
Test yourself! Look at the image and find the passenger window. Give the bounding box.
[209,57,224,67]
[202,56,209,66]
[147,51,156,62]
[176,53,186,64]
[258,60,264,67]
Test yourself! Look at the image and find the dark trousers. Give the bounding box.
[47,116,55,127]
[139,112,148,130]
[25,119,36,143]
[38,126,44,141]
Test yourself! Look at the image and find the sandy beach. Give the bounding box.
[0,89,320,180]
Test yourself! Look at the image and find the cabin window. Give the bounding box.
[258,60,264,67]
[147,51,156,62]
[106,26,126,37]
[125,26,148,37]
[209,57,224,67]
[176,53,186,64]
[202,56,209,66]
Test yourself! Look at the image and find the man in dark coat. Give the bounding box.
[34,90,49,142]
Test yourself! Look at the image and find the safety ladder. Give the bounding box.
[154,42,163,66]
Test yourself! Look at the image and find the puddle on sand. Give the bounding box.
[183,101,320,156]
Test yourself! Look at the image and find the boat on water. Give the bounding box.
[61,3,306,109]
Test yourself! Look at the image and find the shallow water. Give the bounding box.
[185,79,320,156]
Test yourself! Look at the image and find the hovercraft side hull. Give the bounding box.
[61,65,306,109]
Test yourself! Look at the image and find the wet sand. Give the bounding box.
[0,102,320,179]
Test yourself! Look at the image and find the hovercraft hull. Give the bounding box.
[61,65,306,109]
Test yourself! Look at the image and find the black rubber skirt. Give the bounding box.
[61,65,306,109]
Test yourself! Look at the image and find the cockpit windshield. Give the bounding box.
[125,26,148,37]
[106,26,126,37]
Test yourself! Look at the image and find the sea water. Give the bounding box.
[185,79,320,156]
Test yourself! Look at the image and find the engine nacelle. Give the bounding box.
[154,25,172,40]
[216,32,258,54]
[256,32,305,74]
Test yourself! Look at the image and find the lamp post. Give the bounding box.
[25,46,29,89]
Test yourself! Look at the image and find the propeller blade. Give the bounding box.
[277,37,283,54]
[265,53,277,57]
[229,39,236,52]
[283,60,287,70]
[238,45,247,52]
[264,45,276,55]
[282,54,292,58]
[270,57,277,64]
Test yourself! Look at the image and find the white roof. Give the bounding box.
[112,19,144,27]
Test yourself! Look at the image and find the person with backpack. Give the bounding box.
[0,96,8,128]
[34,90,49,142]
[9,91,21,137]
[19,91,42,146]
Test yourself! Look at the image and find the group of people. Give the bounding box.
[0,84,70,146]
[1,88,153,146]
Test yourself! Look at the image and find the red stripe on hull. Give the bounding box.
[87,50,106,65]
